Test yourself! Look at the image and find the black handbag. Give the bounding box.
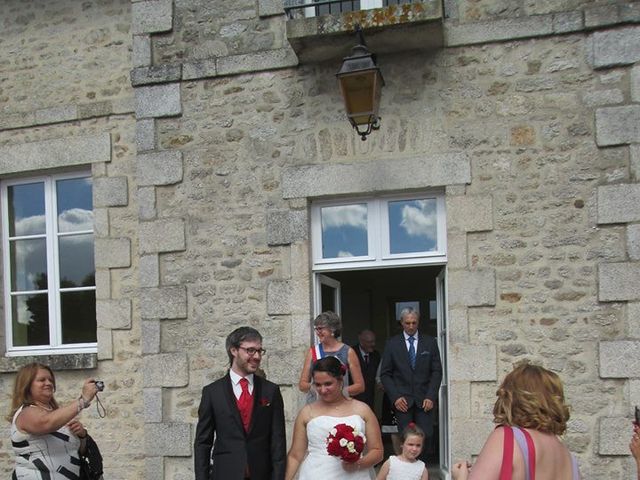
[79,434,104,480]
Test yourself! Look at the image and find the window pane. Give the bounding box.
[388,199,438,254]
[12,294,49,346]
[59,234,95,287]
[317,0,360,14]
[10,239,47,291]
[61,290,96,344]
[7,182,45,236]
[57,177,93,233]
[321,204,368,258]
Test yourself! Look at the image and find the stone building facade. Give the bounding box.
[0,0,639,478]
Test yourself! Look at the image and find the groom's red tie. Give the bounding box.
[238,377,254,432]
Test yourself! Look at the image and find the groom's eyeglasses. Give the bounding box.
[238,346,266,357]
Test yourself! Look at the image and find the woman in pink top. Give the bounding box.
[452,362,579,480]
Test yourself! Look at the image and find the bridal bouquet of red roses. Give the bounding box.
[326,423,366,463]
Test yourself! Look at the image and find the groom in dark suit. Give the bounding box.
[194,327,286,480]
[379,307,442,461]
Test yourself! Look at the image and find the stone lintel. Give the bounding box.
[599,340,640,378]
[0,134,111,175]
[140,286,187,320]
[282,153,470,199]
[598,262,640,301]
[144,423,191,456]
[143,353,189,387]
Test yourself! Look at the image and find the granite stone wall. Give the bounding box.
[0,0,141,478]
[1,0,639,478]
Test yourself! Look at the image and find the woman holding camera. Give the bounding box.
[7,362,100,479]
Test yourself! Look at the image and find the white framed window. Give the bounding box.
[1,172,96,356]
[302,0,413,17]
[311,192,446,270]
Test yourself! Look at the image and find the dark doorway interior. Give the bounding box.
[318,265,444,469]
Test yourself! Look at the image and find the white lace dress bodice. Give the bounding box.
[297,414,374,480]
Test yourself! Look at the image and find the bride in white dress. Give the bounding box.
[286,356,383,480]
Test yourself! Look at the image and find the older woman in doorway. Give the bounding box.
[299,311,365,403]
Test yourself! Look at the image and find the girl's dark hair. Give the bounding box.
[401,422,425,442]
[311,356,345,379]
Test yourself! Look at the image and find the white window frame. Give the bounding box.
[303,0,382,17]
[1,171,96,356]
[311,192,447,271]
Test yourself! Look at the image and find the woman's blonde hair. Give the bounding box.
[7,363,59,422]
[493,361,570,435]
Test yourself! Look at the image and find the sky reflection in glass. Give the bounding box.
[388,199,437,254]
[321,204,368,258]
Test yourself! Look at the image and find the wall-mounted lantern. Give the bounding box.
[336,25,385,141]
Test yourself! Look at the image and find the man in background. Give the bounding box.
[352,329,380,410]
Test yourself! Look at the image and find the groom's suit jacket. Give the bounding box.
[379,333,442,429]
[194,373,286,480]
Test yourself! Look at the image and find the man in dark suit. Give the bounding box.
[379,307,442,461]
[351,329,380,410]
[194,327,286,480]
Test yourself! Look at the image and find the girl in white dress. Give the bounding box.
[376,423,429,480]
[286,356,383,480]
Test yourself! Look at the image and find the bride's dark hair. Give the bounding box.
[312,356,345,379]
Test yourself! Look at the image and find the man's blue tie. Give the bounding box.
[408,335,416,369]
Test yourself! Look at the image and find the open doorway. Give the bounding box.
[314,265,449,479]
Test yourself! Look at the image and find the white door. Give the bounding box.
[436,267,450,478]
[314,274,342,317]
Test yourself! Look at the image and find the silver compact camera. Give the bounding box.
[94,380,105,392]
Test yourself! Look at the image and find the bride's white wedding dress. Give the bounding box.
[298,414,375,480]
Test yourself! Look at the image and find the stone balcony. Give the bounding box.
[285,0,444,63]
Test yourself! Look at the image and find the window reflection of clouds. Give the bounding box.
[321,204,367,230]
[13,214,46,237]
[399,200,437,241]
[58,208,94,233]
[13,230,94,291]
